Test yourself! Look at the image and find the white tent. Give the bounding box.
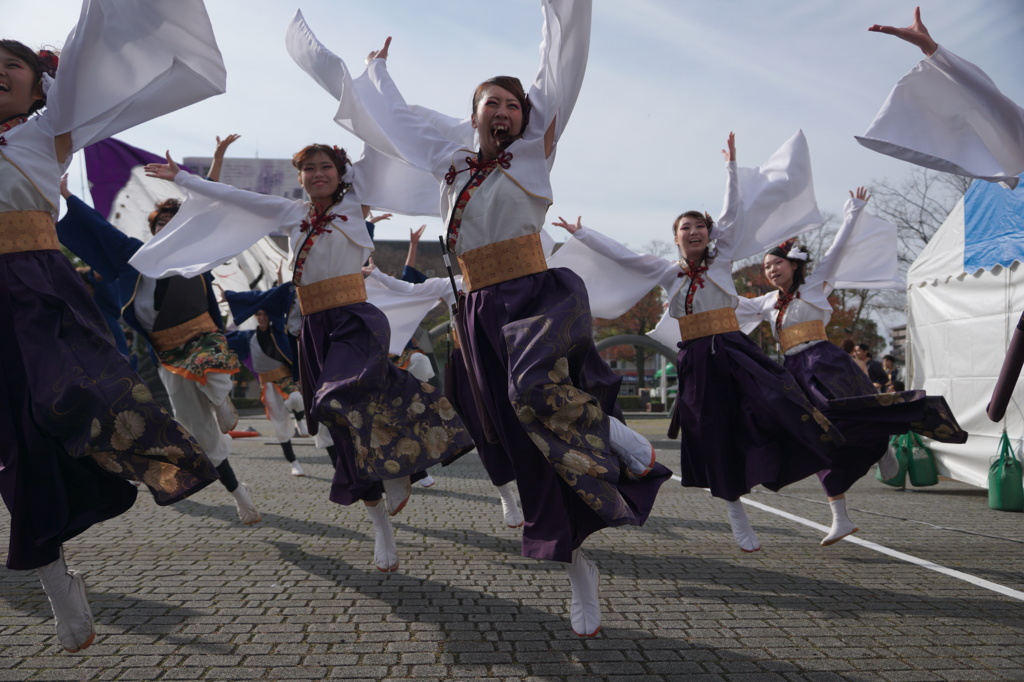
[906,177,1024,487]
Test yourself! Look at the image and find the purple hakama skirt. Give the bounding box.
[298,301,473,506]
[0,250,219,570]
[460,268,671,563]
[784,340,967,496]
[674,330,840,502]
[444,346,515,487]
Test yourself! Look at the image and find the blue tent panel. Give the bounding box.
[964,173,1024,272]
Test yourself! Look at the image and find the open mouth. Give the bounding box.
[491,123,511,144]
[0,84,10,93]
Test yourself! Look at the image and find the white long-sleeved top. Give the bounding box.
[856,45,1024,189]
[129,170,372,285]
[1,0,225,220]
[286,0,591,254]
[547,132,825,349]
[742,196,903,353]
[365,269,460,355]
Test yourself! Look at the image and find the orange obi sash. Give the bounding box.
[677,308,740,341]
[258,365,292,385]
[779,320,828,353]
[296,273,367,315]
[0,211,59,254]
[150,312,218,352]
[457,233,547,292]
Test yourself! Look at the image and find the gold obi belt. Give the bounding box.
[0,211,59,254]
[150,312,218,352]
[258,365,292,385]
[678,308,740,342]
[457,233,547,292]
[296,273,367,315]
[779,320,827,353]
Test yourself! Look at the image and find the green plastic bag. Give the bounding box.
[876,434,910,487]
[906,431,939,487]
[989,432,1024,511]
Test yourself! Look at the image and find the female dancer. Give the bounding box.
[554,133,840,554]
[58,186,263,525]
[748,188,967,544]
[131,143,473,574]
[0,0,224,652]
[286,0,670,637]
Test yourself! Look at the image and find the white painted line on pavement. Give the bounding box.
[672,475,1024,603]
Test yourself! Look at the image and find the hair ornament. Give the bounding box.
[37,49,59,75]
[774,238,810,262]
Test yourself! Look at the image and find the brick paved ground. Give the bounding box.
[2,416,1023,681]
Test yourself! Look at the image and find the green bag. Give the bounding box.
[906,431,939,487]
[988,432,1024,512]
[876,434,910,487]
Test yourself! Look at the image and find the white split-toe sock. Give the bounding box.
[366,502,399,572]
[725,499,761,552]
[607,416,656,477]
[565,548,601,637]
[290,461,305,477]
[496,482,524,528]
[821,498,859,546]
[37,549,95,653]
[383,476,412,516]
[418,474,436,488]
[231,482,262,525]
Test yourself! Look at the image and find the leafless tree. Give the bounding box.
[868,167,971,270]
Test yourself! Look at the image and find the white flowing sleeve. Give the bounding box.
[129,172,305,278]
[856,45,1024,189]
[823,205,903,292]
[43,0,226,153]
[530,0,592,144]
[547,226,675,319]
[718,131,825,261]
[286,10,461,182]
[364,271,453,355]
[367,269,458,306]
[738,294,772,336]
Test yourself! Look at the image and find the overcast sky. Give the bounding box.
[10,1,1024,253]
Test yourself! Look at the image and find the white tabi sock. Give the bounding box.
[821,498,859,546]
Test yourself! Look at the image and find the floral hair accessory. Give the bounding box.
[38,50,59,74]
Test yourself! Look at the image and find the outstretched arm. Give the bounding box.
[405,224,426,268]
[868,6,937,56]
[810,186,871,291]
[551,215,582,235]
[145,151,182,182]
[721,131,736,163]
[207,134,241,182]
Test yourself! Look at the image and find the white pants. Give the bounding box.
[314,427,334,449]
[158,367,233,467]
[263,384,304,443]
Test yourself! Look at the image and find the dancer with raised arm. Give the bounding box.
[58,181,263,525]
[859,7,1024,188]
[553,132,841,554]
[130,142,472,575]
[285,0,671,637]
[745,188,967,545]
[0,0,224,652]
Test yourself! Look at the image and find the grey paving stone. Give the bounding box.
[3,427,1023,681]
